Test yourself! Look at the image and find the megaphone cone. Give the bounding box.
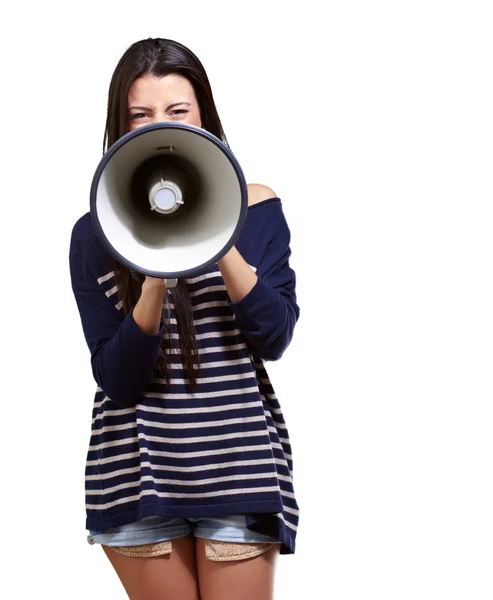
[90,122,248,282]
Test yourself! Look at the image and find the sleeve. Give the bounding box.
[228,209,300,361]
[69,228,166,408]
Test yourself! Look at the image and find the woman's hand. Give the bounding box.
[132,276,168,335]
[142,275,168,293]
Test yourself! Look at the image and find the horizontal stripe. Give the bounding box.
[88,472,277,495]
[86,458,278,480]
[93,399,262,425]
[192,300,229,312]
[91,415,265,437]
[89,429,268,451]
[164,329,241,341]
[142,386,259,400]
[97,271,114,284]
[284,505,300,517]
[277,513,297,532]
[185,271,222,284]
[280,490,296,500]
[164,343,248,356]
[105,285,118,298]
[189,285,227,298]
[153,372,255,386]
[169,357,251,368]
[133,314,235,328]
[136,415,266,431]
[87,485,281,509]
[86,443,274,467]
[193,315,234,326]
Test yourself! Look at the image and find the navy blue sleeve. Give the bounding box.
[229,205,300,361]
[69,217,166,408]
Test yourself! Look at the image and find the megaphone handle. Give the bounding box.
[130,269,145,284]
[130,270,177,289]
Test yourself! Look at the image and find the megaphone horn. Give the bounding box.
[90,122,248,286]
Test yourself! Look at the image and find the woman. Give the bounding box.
[69,37,300,600]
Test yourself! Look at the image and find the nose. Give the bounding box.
[151,113,171,124]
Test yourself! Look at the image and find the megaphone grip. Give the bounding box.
[130,269,177,290]
[130,269,145,284]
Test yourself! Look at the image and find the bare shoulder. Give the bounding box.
[247,183,277,206]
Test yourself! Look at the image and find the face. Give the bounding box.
[127,73,202,131]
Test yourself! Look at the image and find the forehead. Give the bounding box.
[128,74,197,107]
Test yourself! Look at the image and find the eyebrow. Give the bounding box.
[128,102,191,111]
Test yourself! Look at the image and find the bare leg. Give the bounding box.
[195,538,280,600]
[102,534,200,600]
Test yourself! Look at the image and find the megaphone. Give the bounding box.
[90,122,248,286]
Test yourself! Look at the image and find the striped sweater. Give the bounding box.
[69,197,300,554]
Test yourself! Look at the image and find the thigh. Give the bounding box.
[102,534,200,600]
[195,537,280,600]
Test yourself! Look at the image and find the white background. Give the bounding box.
[1,1,492,598]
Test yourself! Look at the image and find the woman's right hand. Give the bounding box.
[133,276,168,335]
[142,276,168,293]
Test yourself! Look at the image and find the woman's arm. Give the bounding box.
[219,188,300,361]
[133,277,168,334]
[217,246,258,302]
[69,220,167,408]
[217,183,275,302]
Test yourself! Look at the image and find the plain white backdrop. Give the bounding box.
[1,1,492,598]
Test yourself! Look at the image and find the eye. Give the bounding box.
[170,109,188,116]
[130,112,147,120]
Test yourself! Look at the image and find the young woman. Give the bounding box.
[69,37,300,600]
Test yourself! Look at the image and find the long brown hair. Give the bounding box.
[103,38,229,388]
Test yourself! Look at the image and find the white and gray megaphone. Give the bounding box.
[90,122,248,287]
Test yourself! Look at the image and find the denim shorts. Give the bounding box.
[87,514,280,547]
